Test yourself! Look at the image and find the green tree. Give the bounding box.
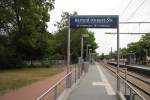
[53,12,98,63]
[0,0,55,68]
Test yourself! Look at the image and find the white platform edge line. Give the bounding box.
[96,63,116,95]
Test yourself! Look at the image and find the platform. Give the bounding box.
[128,64,150,71]
[108,61,150,71]
[67,62,118,100]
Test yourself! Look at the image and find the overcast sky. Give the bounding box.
[47,0,150,55]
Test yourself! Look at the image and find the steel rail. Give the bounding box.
[100,62,150,97]
[106,63,150,84]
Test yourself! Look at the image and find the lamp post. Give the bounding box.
[110,47,112,61]
[144,49,148,64]
[86,44,91,61]
[92,53,97,62]
[89,49,92,63]
[81,34,89,62]
[67,16,71,88]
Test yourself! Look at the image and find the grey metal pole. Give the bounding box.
[78,57,81,79]
[81,34,89,62]
[81,36,83,62]
[145,49,148,64]
[110,47,112,61]
[54,86,57,100]
[89,49,90,63]
[75,64,76,83]
[67,16,71,88]
[86,45,89,61]
[134,53,136,64]
[129,54,131,64]
[80,36,84,76]
[125,68,127,96]
[89,49,92,63]
[117,16,120,92]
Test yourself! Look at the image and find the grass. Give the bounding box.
[0,67,64,94]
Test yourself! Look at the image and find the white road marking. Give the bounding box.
[94,63,116,95]
[92,82,105,86]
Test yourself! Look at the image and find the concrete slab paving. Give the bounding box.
[67,62,118,100]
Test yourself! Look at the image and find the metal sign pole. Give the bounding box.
[117,15,120,92]
[86,45,88,61]
[81,36,83,62]
[89,49,91,63]
[67,16,71,88]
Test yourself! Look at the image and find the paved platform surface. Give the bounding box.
[67,62,118,100]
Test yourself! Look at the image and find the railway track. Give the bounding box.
[108,62,150,77]
[106,63,150,84]
[99,62,150,99]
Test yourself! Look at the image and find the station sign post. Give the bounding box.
[67,15,120,91]
[70,15,118,28]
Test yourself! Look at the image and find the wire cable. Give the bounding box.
[120,0,134,29]
[127,0,146,21]
[143,17,150,21]
[120,0,134,18]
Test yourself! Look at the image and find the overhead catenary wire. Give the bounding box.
[119,0,147,33]
[143,17,150,21]
[119,0,134,29]
[127,0,146,21]
[120,0,134,18]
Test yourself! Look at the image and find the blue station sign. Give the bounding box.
[70,15,118,28]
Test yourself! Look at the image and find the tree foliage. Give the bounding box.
[0,0,55,68]
[107,34,150,64]
[53,12,98,63]
[0,3,98,68]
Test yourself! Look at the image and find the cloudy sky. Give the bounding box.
[47,0,150,54]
